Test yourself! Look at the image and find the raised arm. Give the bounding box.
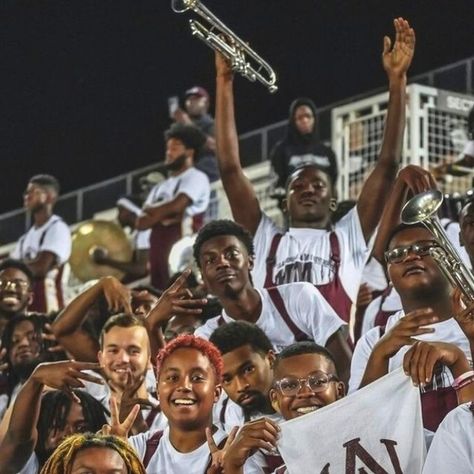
[0,361,102,474]
[215,53,262,235]
[356,18,415,242]
[52,277,132,361]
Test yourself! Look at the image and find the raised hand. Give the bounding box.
[382,17,415,80]
[101,396,140,439]
[374,308,438,359]
[101,276,132,314]
[452,287,474,343]
[403,340,470,387]
[215,51,233,80]
[147,269,207,328]
[397,165,437,195]
[223,418,280,470]
[206,426,239,474]
[41,322,65,354]
[31,360,104,402]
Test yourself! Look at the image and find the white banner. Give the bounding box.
[278,368,425,474]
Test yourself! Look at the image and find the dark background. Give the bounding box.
[1,0,473,213]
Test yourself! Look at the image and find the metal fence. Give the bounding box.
[1,55,473,246]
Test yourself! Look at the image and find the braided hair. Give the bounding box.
[36,390,109,466]
[40,433,146,474]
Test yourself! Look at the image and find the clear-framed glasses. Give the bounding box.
[275,371,339,397]
[384,240,440,264]
[0,279,30,292]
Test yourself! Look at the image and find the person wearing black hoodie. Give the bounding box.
[269,98,338,190]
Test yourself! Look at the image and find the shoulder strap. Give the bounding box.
[145,404,162,428]
[39,217,62,246]
[264,233,283,288]
[267,287,309,342]
[328,231,340,265]
[143,430,164,468]
[219,397,229,426]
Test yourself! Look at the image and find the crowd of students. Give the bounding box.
[1,16,474,473]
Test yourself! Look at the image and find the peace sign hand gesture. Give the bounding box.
[206,426,239,474]
[101,396,140,439]
[382,17,415,80]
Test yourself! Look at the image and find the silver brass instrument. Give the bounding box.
[69,220,133,283]
[171,0,278,93]
[401,189,474,302]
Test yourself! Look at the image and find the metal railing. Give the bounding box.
[1,55,473,246]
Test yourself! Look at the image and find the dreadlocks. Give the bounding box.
[40,433,146,474]
[36,390,109,466]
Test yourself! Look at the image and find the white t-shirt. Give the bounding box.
[349,310,473,395]
[252,208,370,303]
[11,214,71,265]
[195,283,346,352]
[422,402,474,473]
[144,167,210,218]
[129,426,227,474]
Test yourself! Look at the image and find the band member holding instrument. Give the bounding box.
[11,175,71,314]
[214,18,415,324]
[136,124,210,291]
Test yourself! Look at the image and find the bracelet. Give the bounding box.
[452,370,474,390]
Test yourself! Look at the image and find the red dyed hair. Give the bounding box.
[155,334,223,383]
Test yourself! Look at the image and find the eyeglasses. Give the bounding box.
[274,371,339,396]
[0,279,30,292]
[384,240,440,264]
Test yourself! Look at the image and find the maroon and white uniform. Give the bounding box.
[144,167,209,290]
[195,282,346,353]
[252,208,370,321]
[11,214,71,313]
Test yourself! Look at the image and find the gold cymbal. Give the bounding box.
[70,220,133,283]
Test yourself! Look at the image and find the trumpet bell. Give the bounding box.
[401,189,444,225]
[70,220,133,283]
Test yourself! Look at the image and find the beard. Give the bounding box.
[165,154,188,172]
[240,391,270,417]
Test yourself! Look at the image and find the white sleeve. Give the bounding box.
[360,294,383,336]
[462,140,474,157]
[194,317,220,340]
[135,230,151,250]
[40,220,72,264]
[286,283,346,346]
[334,208,371,302]
[361,257,388,291]
[243,452,267,474]
[144,184,160,206]
[128,432,150,460]
[10,241,21,259]
[422,404,474,474]
[348,327,382,394]
[178,170,210,205]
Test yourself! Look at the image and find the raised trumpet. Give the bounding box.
[171,0,278,94]
[401,189,474,303]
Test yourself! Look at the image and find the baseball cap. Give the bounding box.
[185,86,210,100]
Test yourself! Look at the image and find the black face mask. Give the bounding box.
[165,153,188,172]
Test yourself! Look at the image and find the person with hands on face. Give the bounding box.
[353,223,474,434]
[0,360,107,473]
[214,18,415,323]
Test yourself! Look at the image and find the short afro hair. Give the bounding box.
[385,222,428,252]
[164,123,207,156]
[210,321,273,357]
[0,258,34,285]
[29,174,60,194]
[193,219,254,267]
[156,334,223,384]
[274,341,337,374]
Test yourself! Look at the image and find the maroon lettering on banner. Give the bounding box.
[320,438,403,474]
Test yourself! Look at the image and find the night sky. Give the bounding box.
[1,0,473,214]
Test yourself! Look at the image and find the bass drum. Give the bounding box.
[69,220,133,283]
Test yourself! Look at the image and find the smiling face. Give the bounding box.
[157,347,220,431]
[70,447,128,474]
[386,227,448,300]
[98,325,150,392]
[221,344,274,413]
[198,235,253,299]
[0,267,32,316]
[270,353,344,421]
[285,166,333,227]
